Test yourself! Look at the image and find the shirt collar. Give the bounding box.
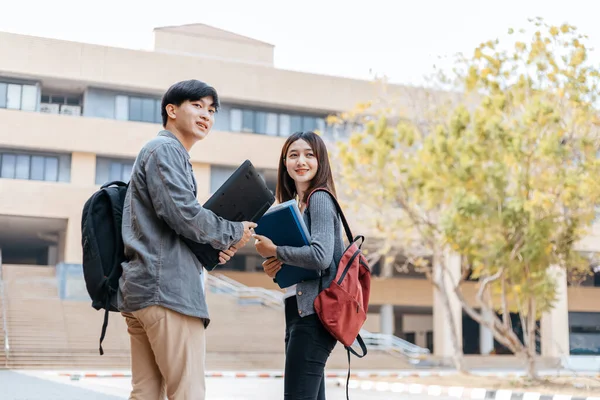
[157,130,190,158]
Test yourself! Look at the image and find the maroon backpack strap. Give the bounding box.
[306,188,354,244]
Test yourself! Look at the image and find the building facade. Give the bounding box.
[0,23,599,362]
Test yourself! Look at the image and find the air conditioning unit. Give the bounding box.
[40,103,60,114]
[60,105,82,116]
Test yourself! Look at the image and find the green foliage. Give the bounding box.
[334,19,600,316]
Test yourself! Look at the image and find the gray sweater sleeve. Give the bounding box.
[275,191,337,271]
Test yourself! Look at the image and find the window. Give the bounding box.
[255,112,267,134]
[31,156,45,180]
[44,157,59,181]
[426,331,434,352]
[95,157,135,185]
[242,110,254,132]
[20,85,37,111]
[41,94,81,106]
[0,83,6,108]
[230,109,243,132]
[303,116,317,132]
[569,312,600,355]
[0,150,70,182]
[155,99,162,124]
[1,154,15,178]
[316,118,326,133]
[142,98,156,122]
[279,114,291,136]
[227,107,327,137]
[265,113,279,136]
[210,166,236,193]
[6,84,22,109]
[129,97,143,122]
[212,106,230,131]
[15,155,29,179]
[290,116,303,133]
[115,95,129,121]
[211,165,277,195]
[259,168,277,194]
[126,96,161,123]
[304,117,326,134]
[0,82,38,111]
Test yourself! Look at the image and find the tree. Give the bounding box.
[331,87,469,372]
[332,18,600,379]
[439,19,600,379]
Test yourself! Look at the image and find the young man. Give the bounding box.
[118,79,256,400]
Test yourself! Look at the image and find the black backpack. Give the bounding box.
[81,180,128,355]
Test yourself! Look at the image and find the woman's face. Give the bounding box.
[285,139,319,188]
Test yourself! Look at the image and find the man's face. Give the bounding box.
[173,96,216,141]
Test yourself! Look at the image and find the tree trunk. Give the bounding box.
[381,251,395,279]
[433,248,467,373]
[524,298,538,380]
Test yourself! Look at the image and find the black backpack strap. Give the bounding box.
[306,188,355,244]
[99,296,110,356]
[307,188,362,292]
[344,335,368,400]
[97,183,127,356]
[348,334,367,358]
[104,185,126,286]
[101,180,128,189]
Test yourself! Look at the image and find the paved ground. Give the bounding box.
[1,370,456,399]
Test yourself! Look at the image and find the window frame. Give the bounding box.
[0,150,66,182]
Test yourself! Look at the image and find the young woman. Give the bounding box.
[253,131,344,400]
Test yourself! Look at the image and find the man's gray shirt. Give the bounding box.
[117,130,244,326]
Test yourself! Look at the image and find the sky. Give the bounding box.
[1,0,600,86]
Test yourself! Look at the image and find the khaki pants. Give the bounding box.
[122,306,206,400]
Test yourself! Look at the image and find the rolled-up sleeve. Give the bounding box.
[145,143,243,251]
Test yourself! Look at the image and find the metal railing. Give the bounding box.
[357,330,430,363]
[0,254,10,365]
[206,273,283,309]
[205,272,431,363]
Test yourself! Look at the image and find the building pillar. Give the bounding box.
[192,163,211,202]
[70,152,96,186]
[480,309,495,355]
[47,245,58,266]
[380,304,394,335]
[541,266,570,358]
[62,215,83,264]
[394,312,404,337]
[433,249,463,358]
[57,230,66,264]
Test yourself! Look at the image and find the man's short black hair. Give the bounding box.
[160,79,220,127]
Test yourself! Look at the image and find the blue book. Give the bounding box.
[255,200,320,288]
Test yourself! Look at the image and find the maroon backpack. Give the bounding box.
[307,188,371,399]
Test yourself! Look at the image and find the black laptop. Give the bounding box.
[182,159,275,270]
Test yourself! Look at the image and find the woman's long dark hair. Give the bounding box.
[276,131,337,204]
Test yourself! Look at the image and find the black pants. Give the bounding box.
[284,296,337,400]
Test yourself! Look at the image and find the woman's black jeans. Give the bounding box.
[284,296,337,400]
